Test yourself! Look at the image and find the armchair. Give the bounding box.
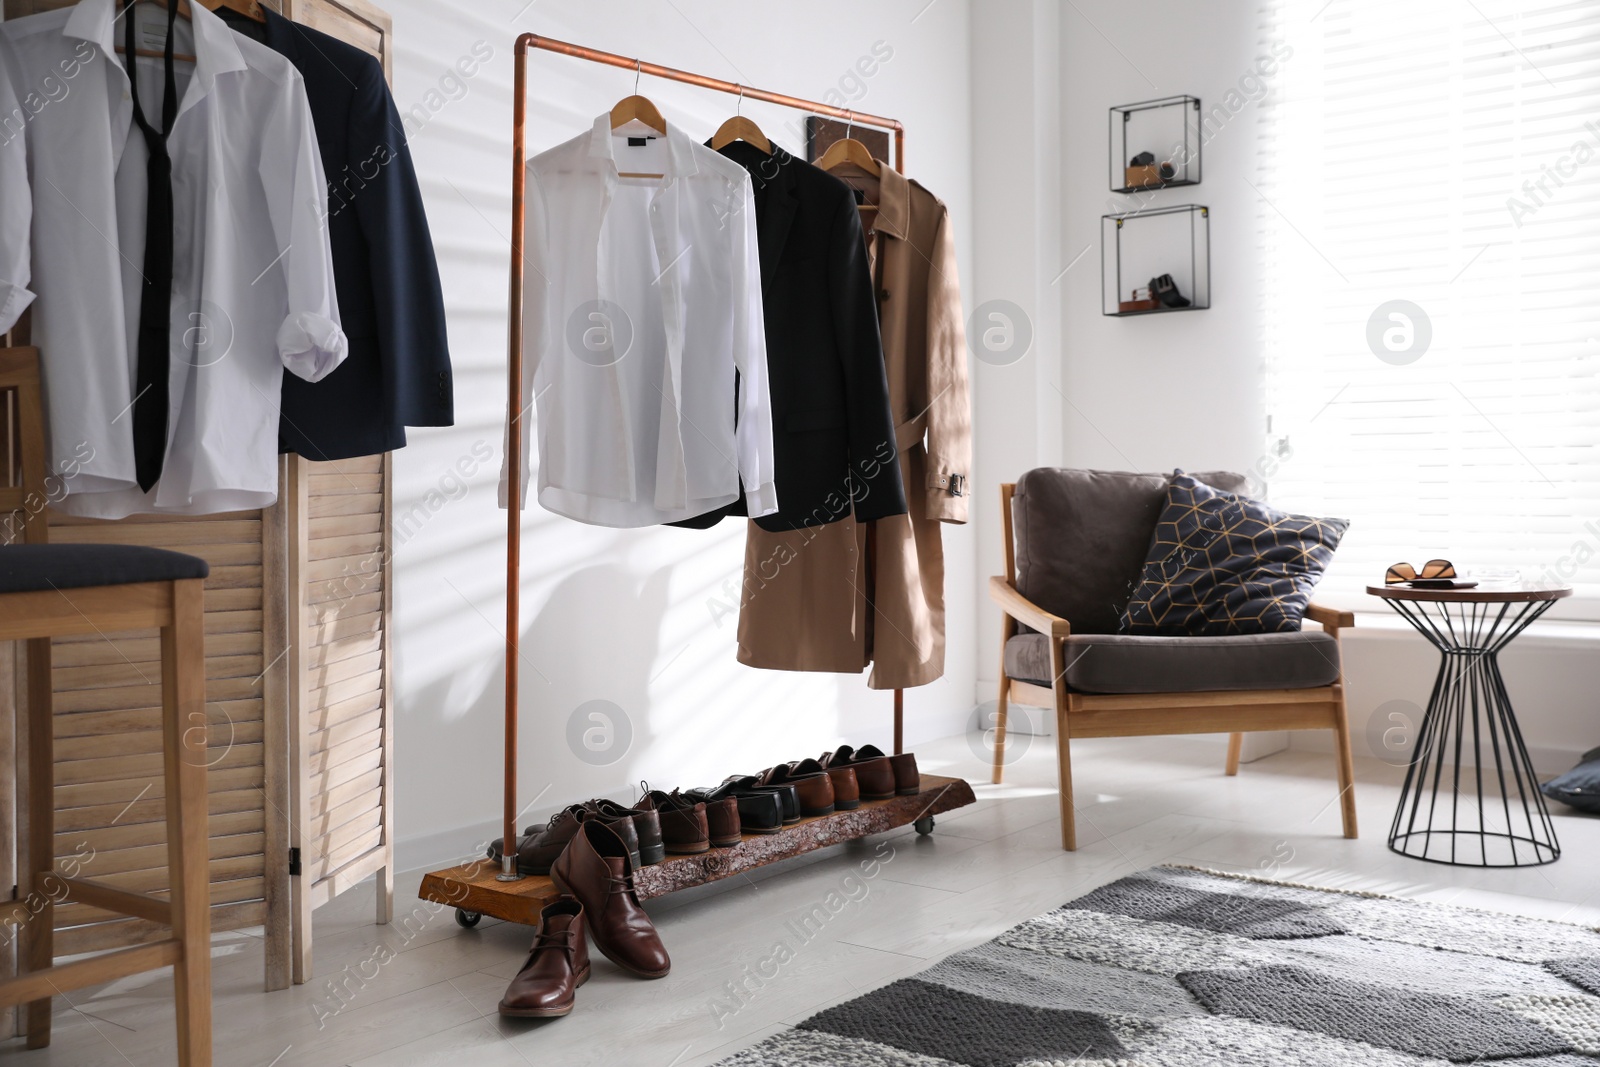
[989,468,1358,850]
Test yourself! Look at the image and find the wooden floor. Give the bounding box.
[6,730,1599,1066]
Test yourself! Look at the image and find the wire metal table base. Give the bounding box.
[1381,595,1560,867]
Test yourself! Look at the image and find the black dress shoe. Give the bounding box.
[686,782,784,834]
[721,774,802,825]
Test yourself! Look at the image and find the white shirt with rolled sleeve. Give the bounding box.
[500,114,777,527]
[0,0,346,518]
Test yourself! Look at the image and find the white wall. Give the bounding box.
[381,0,977,868]
[964,0,1600,772]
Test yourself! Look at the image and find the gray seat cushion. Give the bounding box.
[0,544,209,594]
[1012,468,1248,635]
[1004,629,1341,694]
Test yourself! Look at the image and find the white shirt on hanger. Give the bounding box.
[0,0,346,519]
[501,114,777,528]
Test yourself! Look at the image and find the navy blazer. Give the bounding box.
[223,8,453,460]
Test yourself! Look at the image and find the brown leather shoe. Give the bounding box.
[550,820,670,979]
[488,805,588,876]
[758,763,835,817]
[586,799,665,866]
[701,796,742,847]
[821,745,895,801]
[887,750,920,795]
[638,788,711,854]
[801,757,859,810]
[498,897,590,1018]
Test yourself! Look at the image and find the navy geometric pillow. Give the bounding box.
[1119,471,1349,636]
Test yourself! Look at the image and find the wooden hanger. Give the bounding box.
[816,112,881,178]
[609,61,667,179]
[710,86,772,154]
[204,0,267,23]
[114,0,197,63]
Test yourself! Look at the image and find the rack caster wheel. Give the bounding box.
[914,816,935,836]
[455,909,482,929]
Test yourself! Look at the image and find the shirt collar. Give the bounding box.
[66,0,250,100]
[587,112,700,179]
[875,161,910,240]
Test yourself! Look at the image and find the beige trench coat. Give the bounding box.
[737,164,970,689]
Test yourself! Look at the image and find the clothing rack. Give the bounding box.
[500,33,907,880]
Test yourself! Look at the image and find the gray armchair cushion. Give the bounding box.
[1004,629,1341,694]
[1011,468,1248,634]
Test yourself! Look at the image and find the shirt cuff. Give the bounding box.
[745,481,779,518]
[278,312,349,382]
[0,280,36,335]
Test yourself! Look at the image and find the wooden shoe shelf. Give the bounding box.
[418,774,976,929]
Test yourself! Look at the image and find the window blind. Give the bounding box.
[1257,0,1600,616]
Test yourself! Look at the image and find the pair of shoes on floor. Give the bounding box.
[487,797,664,877]
[499,819,670,1018]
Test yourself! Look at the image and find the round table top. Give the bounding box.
[1366,581,1573,604]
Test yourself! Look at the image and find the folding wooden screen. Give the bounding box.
[0,0,397,996]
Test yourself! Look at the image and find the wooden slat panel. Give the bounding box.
[316,804,381,858]
[308,512,382,540]
[308,606,382,647]
[306,630,381,670]
[306,531,383,562]
[57,809,264,855]
[54,675,261,714]
[51,630,261,667]
[54,765,264,811]
[53,900,263,957]
[309,709,382,758]
[54,876,266,929]
[56,720,263,763]
[308,454,384,477]
[303,729,381,779]
[303,687,382,735]
[305,649,381,691]
[55,788,264,834]
[306,825,382,883]
[306,748,381,799]
[49,519,262,546]
[307,492,381,519]
[308,768,381,820]
[53,742,263,787]
[306,792,380,845]
[307,473,382,496]
[54,653,263,691]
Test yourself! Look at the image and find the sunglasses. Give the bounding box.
[1385,559,1457,587]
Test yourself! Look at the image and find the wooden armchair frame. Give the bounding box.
[989,482,1359,851]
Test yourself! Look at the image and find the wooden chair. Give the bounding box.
[0,347,213,1064]
[989,469,1358,851]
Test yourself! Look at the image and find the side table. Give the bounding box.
[1367,581,1570,867]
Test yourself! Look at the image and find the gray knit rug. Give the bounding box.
[713,865,1600,1066]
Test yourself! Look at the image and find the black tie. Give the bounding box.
[124,0,180,492]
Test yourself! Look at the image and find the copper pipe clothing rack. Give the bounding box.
[500,32,907,880]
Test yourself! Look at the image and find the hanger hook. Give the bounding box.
[634,59,642,95]
[844,110,854,140]
[736,84,744,117]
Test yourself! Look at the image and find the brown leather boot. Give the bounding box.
[586,799,665,866]
[550,820,670,979]
[487,805,587,876]
[498,897,590,1018]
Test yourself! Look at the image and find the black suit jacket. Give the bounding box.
[223,9,453,460]
[674,142,905,531]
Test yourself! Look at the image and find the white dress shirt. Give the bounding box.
[0,0,346,518]
[501,114,777,527]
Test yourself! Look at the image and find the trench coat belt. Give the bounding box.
[894,413,928,452]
